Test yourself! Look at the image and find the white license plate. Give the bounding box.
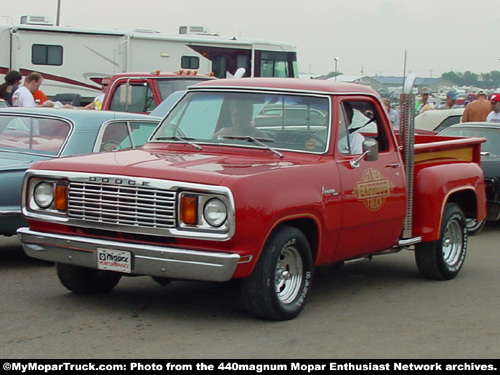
[97,248,132,273]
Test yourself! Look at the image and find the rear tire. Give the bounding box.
[415,203,467,280]
[56,263,122,294]
[240,226,313,321]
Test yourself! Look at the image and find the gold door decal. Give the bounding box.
[353,168,395,211]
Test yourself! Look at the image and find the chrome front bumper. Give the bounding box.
[17,228,240,282]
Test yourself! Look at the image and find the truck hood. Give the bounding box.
[30,148,317,185]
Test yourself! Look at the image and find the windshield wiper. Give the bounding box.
[154,136,202,150]
[222,135,283,158]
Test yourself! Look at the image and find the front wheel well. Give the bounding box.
[273,218,319,261]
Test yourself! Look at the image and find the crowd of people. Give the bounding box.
[0,70,109,110]
[413,86,500,123]
[2,70,500,124]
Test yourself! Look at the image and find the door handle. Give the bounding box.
[386,163,401,169]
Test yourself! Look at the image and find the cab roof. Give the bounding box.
[190,78,380,96]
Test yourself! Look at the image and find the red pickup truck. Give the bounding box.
[18,78,486,320]
[100,70,214,113]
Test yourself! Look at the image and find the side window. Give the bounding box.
[338,100,388,155]
[338,103,351,154]
[339,102,366,155]
[99,122,131,152]
[128,121,158,147]
[434,115,461,132]
[260,52,289,77]
[32,44,63,66]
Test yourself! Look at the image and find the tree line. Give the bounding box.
[441,70,500,89]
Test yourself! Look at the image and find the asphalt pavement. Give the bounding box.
[1,223,499,359]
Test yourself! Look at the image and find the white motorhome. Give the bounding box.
[0,17,298,101]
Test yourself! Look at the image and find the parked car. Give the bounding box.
[415,108,464,132]
[0,108,161,236]
[438,122,500,234]
[0,99,10,108]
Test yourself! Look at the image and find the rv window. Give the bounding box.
[260,51,289,78]
[181,56,200,69]
[32,44,63,66]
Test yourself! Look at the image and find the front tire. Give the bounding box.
[240,226,313,321]
[56,263,122,294]
[415,203,467,280]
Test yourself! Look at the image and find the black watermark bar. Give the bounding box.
[1,360,498,374]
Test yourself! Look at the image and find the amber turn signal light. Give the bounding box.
[54,184,68,211]
[180,194,198,225]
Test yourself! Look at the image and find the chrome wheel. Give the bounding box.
[415,203,467,280]
[442,218,464,268]
[275,245,303,304]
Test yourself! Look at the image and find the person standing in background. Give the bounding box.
[486,94,500,123]
[0,70,22,106]
[383,98,399,128]
[415,87,435,115]
[462,89,491,122]
[438,91,458,109]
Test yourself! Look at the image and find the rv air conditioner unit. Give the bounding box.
[20,15,54,26]
[179,26,211,35]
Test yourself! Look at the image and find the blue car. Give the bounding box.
[0,107,161,236]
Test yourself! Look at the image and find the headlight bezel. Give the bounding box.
[179,191,231,232]
[26,177,68,216]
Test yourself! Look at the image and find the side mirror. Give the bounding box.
[363,139,379,161]
[350,139,379,168]
[119,84,132,106]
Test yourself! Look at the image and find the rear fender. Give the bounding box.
[412,163,485,241]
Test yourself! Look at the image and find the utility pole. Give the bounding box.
[402,49,407,87]
[334,57,339,81]
[56,0,61,26]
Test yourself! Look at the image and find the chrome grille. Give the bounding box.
[67,181,177,229]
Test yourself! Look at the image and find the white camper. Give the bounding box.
[0,17,298,101]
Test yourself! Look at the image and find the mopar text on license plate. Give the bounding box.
[97,248,132,273]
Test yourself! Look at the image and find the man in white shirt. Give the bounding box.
[12,72,43,107]
[486,93,500,123]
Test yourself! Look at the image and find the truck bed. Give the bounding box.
[409,134,485,164]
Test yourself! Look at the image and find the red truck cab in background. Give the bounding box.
[18,78,486,320]
[100,70,215,114]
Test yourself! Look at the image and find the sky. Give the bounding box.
[2,0,499,78]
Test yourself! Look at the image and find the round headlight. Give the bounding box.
[203,199,227,227]
[34,182,54,209]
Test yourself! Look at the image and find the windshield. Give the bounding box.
[0,115,70,156]
[151,91,330,153]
